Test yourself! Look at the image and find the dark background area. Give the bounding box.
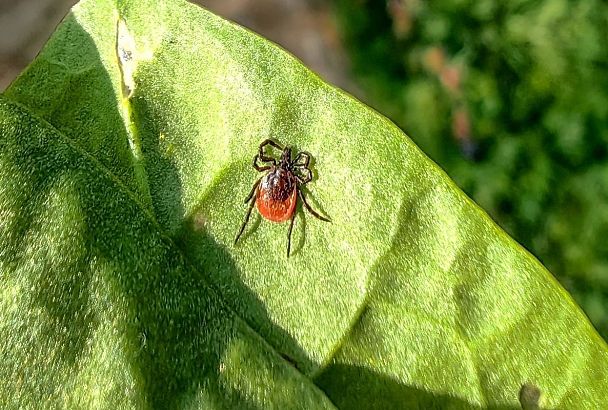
[1,0,606,341]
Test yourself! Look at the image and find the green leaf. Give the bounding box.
[1,0,607,408]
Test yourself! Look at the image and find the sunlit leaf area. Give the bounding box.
[0,0,607,408]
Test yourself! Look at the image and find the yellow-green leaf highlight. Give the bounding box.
[1,0,607,408]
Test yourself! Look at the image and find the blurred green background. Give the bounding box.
[1,0,606,340]
[333,0,608,339]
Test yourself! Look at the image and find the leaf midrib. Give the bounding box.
[114,16,155,215]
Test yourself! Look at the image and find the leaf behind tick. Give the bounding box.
[1,0,607,408]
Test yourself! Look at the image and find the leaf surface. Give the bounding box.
[1,0,607,408]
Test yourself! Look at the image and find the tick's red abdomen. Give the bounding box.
[256,168,297,222]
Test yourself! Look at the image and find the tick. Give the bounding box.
[234,139,330,257]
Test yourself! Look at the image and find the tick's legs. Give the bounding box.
[259,139,283,162]
[235,180,260,244]
[287,211,296,257]
[253,154,273,171]
[244,177,262,203]
[235,197,256,244]
[295,168,312,185]
[293,152,311,168]
[298,189,331,222]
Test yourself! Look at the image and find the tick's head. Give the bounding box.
[280,146,292,167]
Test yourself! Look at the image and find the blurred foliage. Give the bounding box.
[334,0,608,339]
